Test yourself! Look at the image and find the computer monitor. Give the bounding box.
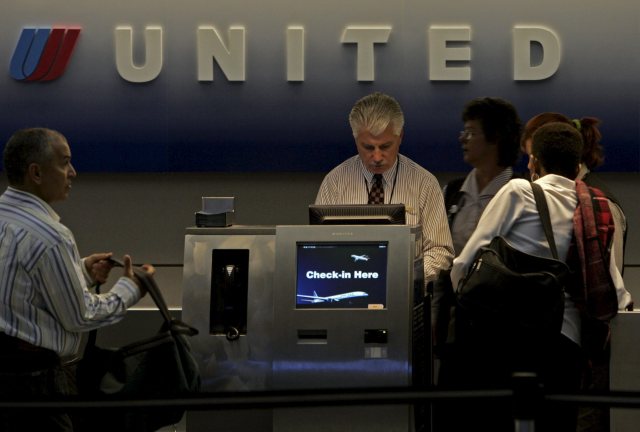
[308,204,406,225]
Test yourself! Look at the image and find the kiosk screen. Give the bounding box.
[295,241,388,309]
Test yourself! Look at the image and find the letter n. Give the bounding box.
[197,26,246,81]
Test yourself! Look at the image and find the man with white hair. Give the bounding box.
[315,92,454,284]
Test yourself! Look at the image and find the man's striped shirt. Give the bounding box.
[0,187,141,356]
[316,155,454,284]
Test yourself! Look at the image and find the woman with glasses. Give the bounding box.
[432,97,523,428]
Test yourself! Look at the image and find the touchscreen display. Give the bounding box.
[295,241,388,309]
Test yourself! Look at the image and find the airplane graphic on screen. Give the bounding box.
[297,290,369,303]
[351,254,370,262]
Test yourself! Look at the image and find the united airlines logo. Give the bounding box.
[10,26,81,81]
[6,24,561,83]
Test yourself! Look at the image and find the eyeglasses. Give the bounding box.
[459,130,482,140]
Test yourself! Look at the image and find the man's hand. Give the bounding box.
[84,252,115,285]
[122,255,155,297]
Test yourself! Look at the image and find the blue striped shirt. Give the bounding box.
[0,187,141,356]
[316,154,454,284]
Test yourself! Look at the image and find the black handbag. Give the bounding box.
[77,261,200,432]
[455,183,570,335]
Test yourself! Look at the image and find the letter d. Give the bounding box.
[513,26,561,81]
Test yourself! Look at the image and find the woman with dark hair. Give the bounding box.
[432,97,522,430]
[445,97,523,254]
[521,112,604,171]
[433,96,522,359]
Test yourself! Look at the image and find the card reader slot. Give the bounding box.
[297,329,328,345]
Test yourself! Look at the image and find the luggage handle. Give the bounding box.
[88,258,198,350]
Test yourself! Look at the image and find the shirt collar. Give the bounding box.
[359,156,400,185]
[3,187,61,222]
[462,167,513,196]
[534,173,576,189]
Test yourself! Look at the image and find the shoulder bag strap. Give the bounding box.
[86,259,197,352]
[444,177,465,228]
[100,258,172,324]
[531,182,559,259]
[132,267,173,324]
[129,267,198,335]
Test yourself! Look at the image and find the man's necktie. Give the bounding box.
[368,174,384,204]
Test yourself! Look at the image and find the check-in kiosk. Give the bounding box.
[272,224,427,432]
[181,224,427,432]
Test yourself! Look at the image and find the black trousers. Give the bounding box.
[434,331,584,432]
[0,333,76,432]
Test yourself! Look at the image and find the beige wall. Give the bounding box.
[1,171,639,308]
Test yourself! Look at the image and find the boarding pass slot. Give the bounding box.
[297,329,328,344]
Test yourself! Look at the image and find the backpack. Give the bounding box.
[566,180,619,360]
[582,171,627,274]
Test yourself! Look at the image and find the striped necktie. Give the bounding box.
[368,174,384,204]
